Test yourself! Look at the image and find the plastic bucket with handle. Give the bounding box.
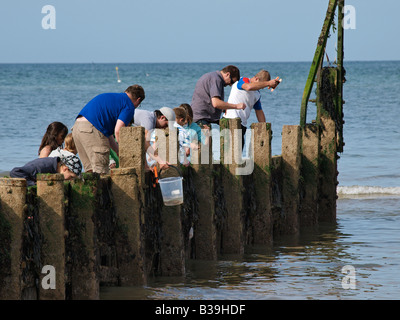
[156,165,184,206]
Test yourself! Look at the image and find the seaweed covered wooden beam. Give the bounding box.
[300,0,338,127]
[337,0,345,152]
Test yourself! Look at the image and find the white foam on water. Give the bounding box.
[338,185,400,199]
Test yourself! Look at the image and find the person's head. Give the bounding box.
[64,133,77,154]
[179,103,193,125]
[38,121,68,155]
[173,107,188,126]
[155,107,176,128]
[253,69,271,82]
[221,65,240,87]
[125,85,145,108]
[58,155,82,181]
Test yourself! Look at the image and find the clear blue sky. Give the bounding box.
[1,0,399,63]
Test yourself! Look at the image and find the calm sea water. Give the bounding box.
[1,61,399,299]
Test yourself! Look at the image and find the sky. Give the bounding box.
[0,0,399,63]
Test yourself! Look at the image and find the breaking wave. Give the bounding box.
[338,185,400,199]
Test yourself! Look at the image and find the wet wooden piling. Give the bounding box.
[0,178,26,300]
[0,0,346,300]
[0,112,343,299]
[281,125,302,235]
[250,122,273,245]
[219,118,245,254]
[191,139,217,260]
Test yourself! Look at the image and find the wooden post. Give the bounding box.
[112,126,147,284]
[337,0,345,152]
[159,126,185,276]
[67,174,99,299]
[119,126,146,186]
[300,0,338,127]
[36,173,66,300]
[250,122,273,244]
[0,178,27,300]
[111,168,146,285]
[220,118,244,254]
[317,67,338,223]
[300,124,320,227]
[192,139,217,260]
[281,125,301,235]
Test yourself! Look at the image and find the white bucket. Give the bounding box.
[158,176,183,206]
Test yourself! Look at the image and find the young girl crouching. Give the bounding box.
[10,155,82,187]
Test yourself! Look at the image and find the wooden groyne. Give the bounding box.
[0,116,340,300]
[0,0,345,300]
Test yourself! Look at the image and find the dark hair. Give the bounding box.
[38,121,68,155]
[125,85,145,101]
[154,110,163,118]
[173,107,187,120]
[179,103,193,124]
[221,65,240,81]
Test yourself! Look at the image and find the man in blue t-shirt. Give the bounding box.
[72,85,145,174]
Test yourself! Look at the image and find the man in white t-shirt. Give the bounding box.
[223,69,280,148]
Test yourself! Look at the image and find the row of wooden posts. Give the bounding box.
[0,112,338,299]
[1,0,344,300]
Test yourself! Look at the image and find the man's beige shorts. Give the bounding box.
[72,120,110,174]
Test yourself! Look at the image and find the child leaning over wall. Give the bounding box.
[9,155,82,187]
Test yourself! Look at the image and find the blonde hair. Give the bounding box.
[255,69,271,82]
[64,133,77,154]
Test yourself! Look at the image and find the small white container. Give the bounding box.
[158,176,184,206]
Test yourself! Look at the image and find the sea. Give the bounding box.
[0,61,399,300]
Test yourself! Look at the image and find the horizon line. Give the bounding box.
[1,59,399,65]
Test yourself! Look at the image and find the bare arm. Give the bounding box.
[39,145,52,158]
[110,119,127,155]
[108,135,119,155]
[241,77,281,91]
[255,109,266,123]
[144,129,169,170]
[114,119,126,144]
[211,97,246,110]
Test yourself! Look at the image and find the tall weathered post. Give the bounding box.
[158,126,185,276]
[317,67,339,223]
[300,0,338,128]
[36,173,66,300]
[0,178,27,300]
[191,137,217,260]
[112,126,147,285]
[281,125,301,235]
[220,118,245,254]
[67,174,100,299]
[299,0,345,224]
[337,0,345,153]
[300,124,320,227]
[250,122,273,244]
